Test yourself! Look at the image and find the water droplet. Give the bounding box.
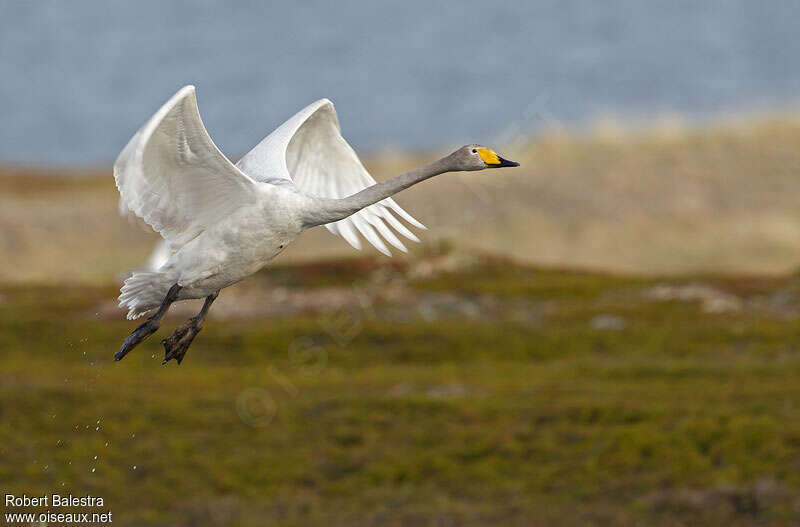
[95,427,99,431]
[93,455,97,460]
[132,465,137,470]
[96,419,101,424]
[131,433,135,438]
[104,441,109,447]
[68,461,72,465]
[43,465,48,470]
[91,468,95,473]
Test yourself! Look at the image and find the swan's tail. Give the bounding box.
[118,272,175,320]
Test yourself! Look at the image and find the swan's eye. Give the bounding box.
[472,149,478,154]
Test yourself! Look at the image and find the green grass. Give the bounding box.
[1,257,800,526]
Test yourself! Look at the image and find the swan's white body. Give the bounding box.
[116,86,424,319]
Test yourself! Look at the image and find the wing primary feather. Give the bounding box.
[334,220,363,250]
[379,208,421,243]
[353,217,392,256]
[385,199,427,229]
[364,212,408,253]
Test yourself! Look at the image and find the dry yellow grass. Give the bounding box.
[3,115,800,285]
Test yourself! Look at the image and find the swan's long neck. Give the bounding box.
[302,156,454,228]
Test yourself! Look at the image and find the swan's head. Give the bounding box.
[449,145,520,171]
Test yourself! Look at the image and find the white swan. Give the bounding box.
[114,85,519,364]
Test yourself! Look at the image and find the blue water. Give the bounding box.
[1,1,799,165]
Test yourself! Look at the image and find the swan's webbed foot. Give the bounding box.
[115,317,160,361]
[160,291,218,365]
[161,317,202,365]
[115,284,182,362]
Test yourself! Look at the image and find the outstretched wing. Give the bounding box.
[235,99,425,256]
[115,85,258,249]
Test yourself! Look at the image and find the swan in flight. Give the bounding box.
[114,86,519,364]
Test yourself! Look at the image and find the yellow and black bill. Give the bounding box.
[477,148,520,168]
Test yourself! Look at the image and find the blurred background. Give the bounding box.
[2,1,800,525]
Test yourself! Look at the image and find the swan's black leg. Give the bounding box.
[115,284,182,361]
[161,291,219,365]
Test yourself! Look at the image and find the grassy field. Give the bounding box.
[2,250,800,526]
[3,117,800,525]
